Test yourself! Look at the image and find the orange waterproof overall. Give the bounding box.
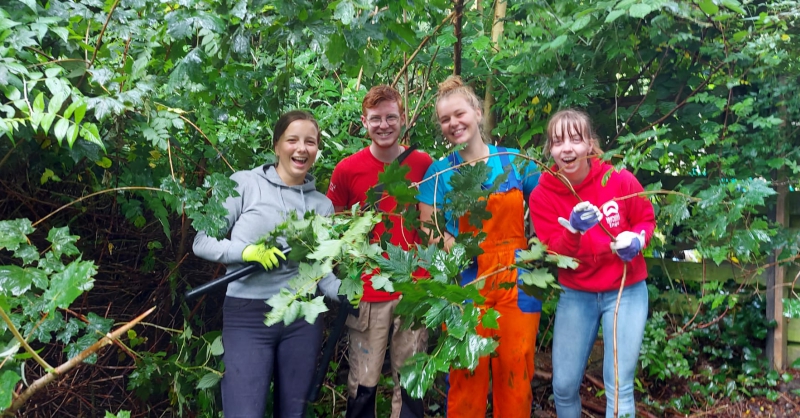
[447,153,542,418]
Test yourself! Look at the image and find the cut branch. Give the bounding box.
[5,307,156,416]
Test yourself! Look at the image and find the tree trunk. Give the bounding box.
[453,0,464,76]
[482,0,507,140]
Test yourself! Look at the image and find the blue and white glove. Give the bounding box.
[557,201,603,234]
[610,230,646,262]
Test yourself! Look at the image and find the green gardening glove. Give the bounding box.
[242,244,286,271]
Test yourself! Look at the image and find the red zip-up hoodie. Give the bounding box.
[529,159,656,293]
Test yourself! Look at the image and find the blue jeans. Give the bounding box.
[552,281,648,418]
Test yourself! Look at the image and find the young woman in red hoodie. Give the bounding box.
[529,109,656,418]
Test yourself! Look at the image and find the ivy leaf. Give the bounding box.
[0,218,34,251]
[65,333,100,364]
[12,242,37,265]
[55,318,85,344]
[0,266,32,296]
[85,312,114,335]
[300,296,329,324]
[47,226,80,258]
[0,370,21,410]
[43,259,96,313]
[196,372,222,389]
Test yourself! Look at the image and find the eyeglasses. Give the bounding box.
[367,115,400,127]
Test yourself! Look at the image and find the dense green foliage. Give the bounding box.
[1,0,799,416]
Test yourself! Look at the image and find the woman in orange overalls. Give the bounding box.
[417,76,542,418]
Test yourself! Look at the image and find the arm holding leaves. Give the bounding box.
[420,202,456,252]
[192,172,246,263]
[529,188,583,257]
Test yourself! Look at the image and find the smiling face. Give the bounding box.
[361,99,405,150]
[549,120,593,185]
[274,119,319,186]
[436,94,482,146]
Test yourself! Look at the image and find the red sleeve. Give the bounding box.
[529,188,583,257]
[326,163,348,208]
[620,170,656,245]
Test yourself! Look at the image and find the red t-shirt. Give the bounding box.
[327,147,433,302]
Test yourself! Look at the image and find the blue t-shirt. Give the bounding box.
[417,145,540,237]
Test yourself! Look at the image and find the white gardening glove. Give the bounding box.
[558,201,603,234]
[610,230,646,262]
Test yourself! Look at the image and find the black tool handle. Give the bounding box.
[185,247,291,300]
[307,301,351,403]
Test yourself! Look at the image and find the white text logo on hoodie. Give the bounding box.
[602,201,620,228]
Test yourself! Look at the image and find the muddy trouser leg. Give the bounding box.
[274,315,324,418]
[389,303,428,418]
[221,296,279,418]
[490,304,540,418]
[346,301,394,418]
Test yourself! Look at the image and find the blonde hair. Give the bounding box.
[545,108,603,159]
[435,76,486,143]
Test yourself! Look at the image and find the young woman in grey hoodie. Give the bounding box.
[193,110,340,418]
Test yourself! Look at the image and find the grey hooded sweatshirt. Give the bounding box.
[193,164,340,300]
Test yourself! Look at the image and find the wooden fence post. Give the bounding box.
[767,179,789,370]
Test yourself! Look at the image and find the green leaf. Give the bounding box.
[571,15,592,31]
[549,35,568,50]
[698,0,719,15]
[308,239,343,260]
[605,10,627,23]
[325,33,346,66]
[455,333,497,370]
[33,92,44,113]
[437,33,458,47]
[721,0,745,14]
[43,259,97,313]
[0,266,32,296]
[47,226,81,258]
[518,268,555,289]
[545,253,579,269]
[481,308,500,330]
[300,296,329,324]
[0,218,34,251]
[196,372,221,389]
[210,336,224,356]
[54,117,69,142]
[628,4,653,18]
[334,0,356,25]
[0,370,21,409]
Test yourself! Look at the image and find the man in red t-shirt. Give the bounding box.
[327,85,432,418]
